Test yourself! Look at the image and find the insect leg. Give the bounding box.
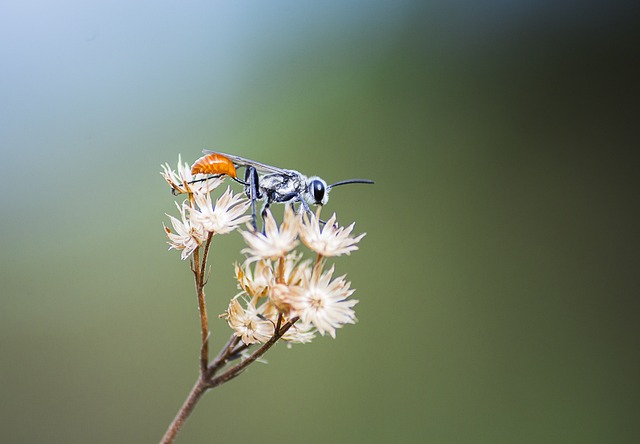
[273,191,299,208]
[232,176,248,186]
[188,175,221,185]
[299,198,312,215]
[260,200,271,235]
[297,199,332,226]
[245,166,261,231]
[170,174,219,195]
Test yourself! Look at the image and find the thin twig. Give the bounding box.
[200,232,214,284]
[207,318,298,389]
[192,247,209,373]
[206,334,242,378]
[161,319,297,443]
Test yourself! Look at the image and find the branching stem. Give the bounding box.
[207,318,297,389]
[160,239,298,444]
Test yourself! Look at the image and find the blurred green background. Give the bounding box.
[1,1,639,443]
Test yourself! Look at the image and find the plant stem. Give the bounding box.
[208,318,297,388]
[192,247,209,372]
[162,237,299,442]
[160,377,208,444]
[206,334,242,376]
[160,320,295,443]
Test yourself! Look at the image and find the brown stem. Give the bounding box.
[160,377,208,444]
[162,237,299,442]
[207,318,298,389]
[200,232,214,282]
[192,247,209,372]
[161,319,296,443]
[206,334,242,378]
[197,233,215,372]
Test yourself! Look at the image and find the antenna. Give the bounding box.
[327,179,375,189]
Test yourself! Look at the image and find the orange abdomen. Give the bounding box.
[191,153,237,178]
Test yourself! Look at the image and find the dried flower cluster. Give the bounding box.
[226,205,363,341]
[159,156,368,443]
[161,156,252,259]
[161,156,365,342]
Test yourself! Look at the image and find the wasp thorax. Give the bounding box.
[307,177,329,205]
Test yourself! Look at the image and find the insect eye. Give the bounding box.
[311,179,325,204]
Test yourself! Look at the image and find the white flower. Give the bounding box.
[282,321,316,344]
[267,283,298,314]
[299,212,365,257]
[161,155,224,195]
[222,297,274,345]
[257,299,315,344]
[279,251,312,287]
[163,202,206,260]
[265,253,311,314]
[235,259,273,299]
[191,186,252,234]
[288,265,358,338]
[240,206,299,260]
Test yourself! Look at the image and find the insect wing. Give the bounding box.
[202,150,296,177]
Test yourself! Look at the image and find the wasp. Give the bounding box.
[191,151,374,230]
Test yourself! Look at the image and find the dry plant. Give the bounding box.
[159,156,367,443]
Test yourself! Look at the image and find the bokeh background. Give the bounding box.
[1,1,639,443]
